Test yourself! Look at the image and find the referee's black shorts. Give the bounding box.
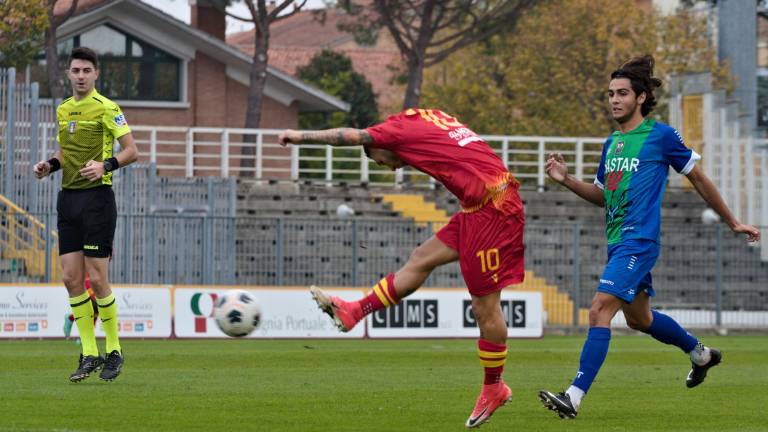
[57,185,117,258]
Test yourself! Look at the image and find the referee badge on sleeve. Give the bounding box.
[114,113,127,127]
[68,121,77,133]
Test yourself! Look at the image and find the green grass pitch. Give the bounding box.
[0,336,766,431]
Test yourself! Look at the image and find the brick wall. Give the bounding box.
[224,79,297,179]
[117,3,300,179]
[191,3,225,41]
[193,52,228,127]
[122,56,296,178]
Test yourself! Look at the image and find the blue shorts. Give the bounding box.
[597,239,659,303]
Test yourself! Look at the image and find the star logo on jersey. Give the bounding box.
[492,274,499,283]
[67,121,77,133]
[615,140,624,156]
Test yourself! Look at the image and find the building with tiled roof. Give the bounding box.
[35,0,348,178]
[227,8,404,113]
[40,0,347,129]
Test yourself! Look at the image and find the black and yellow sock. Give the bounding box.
[69,292,99,357]
[97,293,121,354]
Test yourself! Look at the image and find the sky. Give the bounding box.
[142,0,683,35]
[142,0,329,35]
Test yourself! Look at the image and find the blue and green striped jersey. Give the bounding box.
[594,119,700,244]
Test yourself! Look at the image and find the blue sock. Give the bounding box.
[643,310,698,353]
[571,327,611,393]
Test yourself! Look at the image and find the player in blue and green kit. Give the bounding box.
[538,55,761,419]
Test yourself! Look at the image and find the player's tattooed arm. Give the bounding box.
[278,128,373,147]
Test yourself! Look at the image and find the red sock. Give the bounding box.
[478,339,507,385]
[357,273,399,317]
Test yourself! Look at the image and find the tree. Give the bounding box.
[655,8,733,95]
[421,0,729,137]
[45,0,78,100]
[337,0,537,109]
[211,0,307,129]
[296,50,379,181]
[0,0,48,70]
[297,50,378,129]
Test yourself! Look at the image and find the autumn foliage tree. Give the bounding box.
[421,0,730,137]
[0,0,48,70]
[338,0,536,109]
[0,0,78,100]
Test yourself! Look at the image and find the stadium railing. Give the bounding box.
[124,125,768,240]
[126,125,607,190]
[0,194,59,280]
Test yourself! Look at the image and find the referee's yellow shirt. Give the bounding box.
[56,89,131,189]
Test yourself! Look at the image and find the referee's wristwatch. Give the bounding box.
[103,157,119,172]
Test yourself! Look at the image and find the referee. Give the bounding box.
[34,47,138,382]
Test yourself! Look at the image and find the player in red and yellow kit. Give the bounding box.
[279,109,525,428]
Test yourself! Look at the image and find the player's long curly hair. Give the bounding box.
[610,55,663,117]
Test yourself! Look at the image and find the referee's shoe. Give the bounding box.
[99,350,124,381]
[69,354,104,382]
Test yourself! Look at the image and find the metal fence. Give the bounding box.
[3,163,235,217]
[524,221,768,329]
[126,125,607,191]
[673,91,768,256]
[111,214,237,285]
[0,211,238,285]
[0,68,58,209]
[2,66,767,330]
[0,159,236,284]
[2,212,766,329]
[3,64,765,241]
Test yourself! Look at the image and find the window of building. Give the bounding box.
[757,16,768,128]
[32,24,181,101]
[758,70,768,128]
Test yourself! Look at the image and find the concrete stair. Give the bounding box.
[380,194,450,229]
[508,271,589,326]
[236,183,401,219]
[234,182,767,312]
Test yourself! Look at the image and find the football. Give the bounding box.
[213,290,262,337]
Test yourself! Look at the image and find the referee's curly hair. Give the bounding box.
[610,55,663,117]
